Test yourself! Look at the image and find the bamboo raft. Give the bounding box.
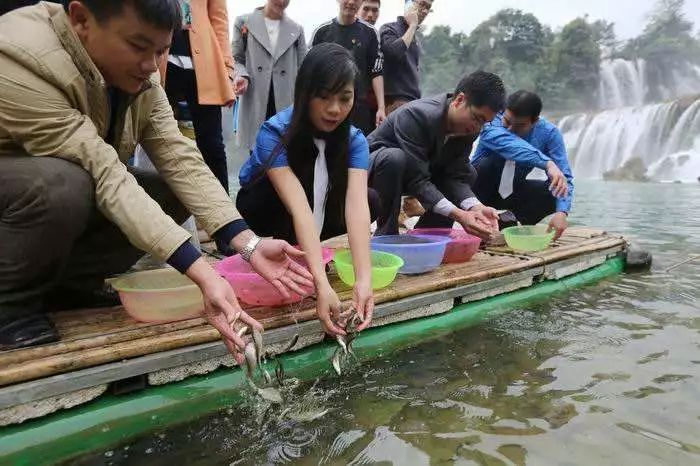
[0,227,627,426]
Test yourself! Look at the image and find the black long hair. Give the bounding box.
[266,43,359,229]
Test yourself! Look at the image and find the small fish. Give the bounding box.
[252,329,264,365]
[335,335,348,355]
[275,358,285,385]
[283,334,299,353]
[261,365,273,385]
[243,342,258,378]
[283,407,331,422]
[331,348,343,375]
[246,377,282,403]
[256,386,283,403]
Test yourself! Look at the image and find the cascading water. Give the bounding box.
[560,97,700,181]
[598,59,647,109]
[598,58,700,109]
[648,99,700,182]
[557,57,700,182]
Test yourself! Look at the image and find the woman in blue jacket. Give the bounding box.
[237,43,378,336]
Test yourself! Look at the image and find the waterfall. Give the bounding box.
[663,100,700,154]
[598,59,700,109]
[648,100,700,182]
[555,59,700,182]
[558,113,589,155]
[560,97,700,181]
[598,59,647,109]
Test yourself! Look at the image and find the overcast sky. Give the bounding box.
[226,0,700,41]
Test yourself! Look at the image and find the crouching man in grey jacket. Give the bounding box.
[367,71,504,239]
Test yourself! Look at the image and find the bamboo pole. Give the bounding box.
[665,254,700,272]
[0,318,206,366]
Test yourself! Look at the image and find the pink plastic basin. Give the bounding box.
[215,248,335,307]
[408,228,481,264]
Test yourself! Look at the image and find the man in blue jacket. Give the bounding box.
[472,90,574,239]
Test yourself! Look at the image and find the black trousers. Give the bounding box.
[236,177,381,244]
[352,102,376,136]
[165,63,230,193]
[0,156,188,318]
[473,156,556,225]
[369,148,465,236]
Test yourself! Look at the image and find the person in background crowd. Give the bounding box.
[380,0,433,115]
[232,0,307,153]
[380,0,434,220]
[311,0,386,135]
[472,90,574,239]
[368,71,504,238]
[0,1,312,355]
[358,0,380,26]
[163,0,234,195]
[357,0,382,139]
[237,44,379,335]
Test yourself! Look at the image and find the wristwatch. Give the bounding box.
[240,235,262,262]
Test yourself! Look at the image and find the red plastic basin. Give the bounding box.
[407,228,481,264]
[215,248,334,307]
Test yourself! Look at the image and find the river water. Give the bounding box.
[73,180,700,466]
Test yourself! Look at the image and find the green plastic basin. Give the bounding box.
[502,225,555,252]
[333,249,404,289]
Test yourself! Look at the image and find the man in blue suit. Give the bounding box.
[472,90,574,239]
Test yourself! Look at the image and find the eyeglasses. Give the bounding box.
[468,106,488,127]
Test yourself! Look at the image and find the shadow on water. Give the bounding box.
[70,181,700,465]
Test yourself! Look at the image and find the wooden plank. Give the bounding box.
[528,238,626,264]
[543,247,622,280]
[483,234,625,265]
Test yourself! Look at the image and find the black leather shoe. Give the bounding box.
[498,210,519,230]
[46,287,120,312]
[0,314,59,350]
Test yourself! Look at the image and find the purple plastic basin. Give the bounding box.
[407,228,481,263]
[370,234,449,274]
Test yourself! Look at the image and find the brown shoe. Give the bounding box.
[402,197,426,217]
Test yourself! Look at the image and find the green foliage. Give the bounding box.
[545,18,602,109]
[419,0,700,112]
[622,0,698,64]
[421,10,605,111]
[619,0,700,101]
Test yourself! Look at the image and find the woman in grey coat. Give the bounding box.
[232,0,307,151]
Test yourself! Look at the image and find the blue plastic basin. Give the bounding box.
[370,234,449,274]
